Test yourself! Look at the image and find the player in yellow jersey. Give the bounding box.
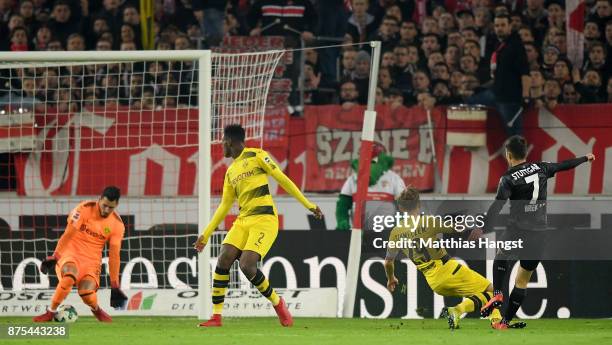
[194,124,322,327]
[384,187,502,329]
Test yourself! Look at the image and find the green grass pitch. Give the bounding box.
[1,317,611,345]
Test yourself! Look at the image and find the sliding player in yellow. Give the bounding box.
[194,124,323,327]
[384,187,502,329]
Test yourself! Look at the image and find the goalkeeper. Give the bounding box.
[194,124,322,327]
[34,186,127,323]
[384,187,502,329]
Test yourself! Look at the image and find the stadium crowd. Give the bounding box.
[302,0,612,109]
[0,0,611,111]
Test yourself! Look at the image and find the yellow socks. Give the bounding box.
[212,267,230,314]
[249,269,280,306]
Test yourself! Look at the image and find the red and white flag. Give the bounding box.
[344,0,352,12]
[413,0,427,24]
[566,0,585,67]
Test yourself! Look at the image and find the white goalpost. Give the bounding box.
[0,49,284,319]
[342,41,382,317]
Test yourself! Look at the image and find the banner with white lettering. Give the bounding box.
[0,288,337,317]
[9,104,612,196]
[2,230,612,318]
[304,105,445,192]
[12,106,289,197]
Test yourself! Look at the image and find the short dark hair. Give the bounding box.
[382,15,399,24]
[590,41,605,52]
[510,11,523,19]
[431,78,450,88]
[414,69,431,79]
[461,27,477,34]
[423,33,440,41]
[54,0,70,8]
[495,14,511,22]
[505,135,527,160]
[434,62,449,69]
[386,88,403,97]
[10,26,27,39]
[224,124,246,142]
[102,186,121,202]
[397,186,420,211]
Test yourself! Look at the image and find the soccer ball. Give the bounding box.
[54,305,78,323]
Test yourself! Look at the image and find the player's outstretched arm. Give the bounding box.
[483,177,512,233]
[108,227,124,289]
[384,229,401,292]
[109,227,127,309]
[194,174,236,252]
[258,150,322,218]
[384,259,398,292]
[273,169,322,218]
[546,153,595,176]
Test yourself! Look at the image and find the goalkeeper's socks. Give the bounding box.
[504,287,526,322]
[493,259,508,292]
[250,269,280,306]
[212,267,230,315]
[51,273,76,310]
[79,289,98,310]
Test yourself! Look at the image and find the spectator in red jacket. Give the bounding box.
[10,26,29,51]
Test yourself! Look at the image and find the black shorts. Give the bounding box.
[496,228,547,271]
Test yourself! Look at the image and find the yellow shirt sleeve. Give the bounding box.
[385,227,400,260]
[256,150,315,210]
[200,171,236,243]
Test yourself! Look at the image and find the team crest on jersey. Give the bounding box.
[104,227,111,235]
[242,160,249,168]
[71,211,80,224]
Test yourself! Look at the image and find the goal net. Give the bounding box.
[0,50,284,318]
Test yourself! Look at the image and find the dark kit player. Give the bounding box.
[475,135,595,329]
